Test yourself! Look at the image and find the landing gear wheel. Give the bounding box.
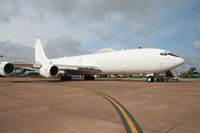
[60,75,72,81]
[147,76,155,82]
[91,76,95,80]
[84,75,95,80]
[66,75,72,80]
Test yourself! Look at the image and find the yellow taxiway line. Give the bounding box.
[92,90,143,133]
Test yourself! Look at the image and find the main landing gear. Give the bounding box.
[146,76,155,82]
[84,75,95,80]
[60,75,72,81]
[59,74,95,81]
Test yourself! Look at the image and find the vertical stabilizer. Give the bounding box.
[35,39,48,64]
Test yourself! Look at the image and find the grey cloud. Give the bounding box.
[91,27,137,47]
[192,40,200,51]
[50,0,76,14]
[45,37,91,58]
[192,41,200,71]
[91,28,114,41]
[0,0,23,23]
[197,57,200,61]
[0,37,90,62]
[194,58,200,71]
[37,0,188,38]
[31,0,187,21]
[129,22,150,38]
[0,0,191,38]
[176,51,200,72]
[0,39,34,62]
[49,0,146,20]
[0,0,192,25]
[143,44,156,48]
[198,26,200,32]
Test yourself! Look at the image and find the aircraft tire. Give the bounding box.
[84,75,95,80]
[147,76,154,82]
[60,75,72,81]
[66,75,72,80]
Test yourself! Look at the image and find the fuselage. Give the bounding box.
[50,48,184,75]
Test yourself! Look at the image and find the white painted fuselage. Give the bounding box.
[50,48,184,75]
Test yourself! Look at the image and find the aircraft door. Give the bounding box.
[160,62,163,68]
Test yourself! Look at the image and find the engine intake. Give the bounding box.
[0,61,15,76]
[50,66,59,76]
[4,63,15,73]
[39,64,59,78]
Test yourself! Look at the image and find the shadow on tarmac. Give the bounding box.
[0,77,190,84]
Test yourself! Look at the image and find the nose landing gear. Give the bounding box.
[146,70,180,82]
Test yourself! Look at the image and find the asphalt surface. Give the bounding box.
[0,77,200,133]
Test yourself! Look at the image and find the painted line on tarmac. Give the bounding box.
[91,90,143,133]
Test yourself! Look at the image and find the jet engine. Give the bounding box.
[39,64,59,78]
[0,61,15,76]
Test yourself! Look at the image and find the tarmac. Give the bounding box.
[0,77,200,133]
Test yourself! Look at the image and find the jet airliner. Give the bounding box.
[0,39,184,82]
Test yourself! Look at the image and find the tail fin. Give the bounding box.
[35,39,48,64]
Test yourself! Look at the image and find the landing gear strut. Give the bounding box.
[84,75,95,80]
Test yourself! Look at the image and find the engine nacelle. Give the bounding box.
[39,64,59,78]
[0,61,15,76]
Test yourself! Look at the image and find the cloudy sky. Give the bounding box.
[0,0,200,71]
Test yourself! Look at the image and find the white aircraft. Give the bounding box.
[0,39,184,82]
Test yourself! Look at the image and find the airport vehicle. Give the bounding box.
[0,39,184,82]
[181,67,197,78]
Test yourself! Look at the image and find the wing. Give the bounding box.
[14,61,35,68]
[53,64,102,75]
[13,61,102,75]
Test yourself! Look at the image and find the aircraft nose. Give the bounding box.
[177,57,184,66]
[180,58,184,65]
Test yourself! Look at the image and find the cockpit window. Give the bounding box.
[168,53,179,57]
[160,52,179,57]
[160,52,168,56]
